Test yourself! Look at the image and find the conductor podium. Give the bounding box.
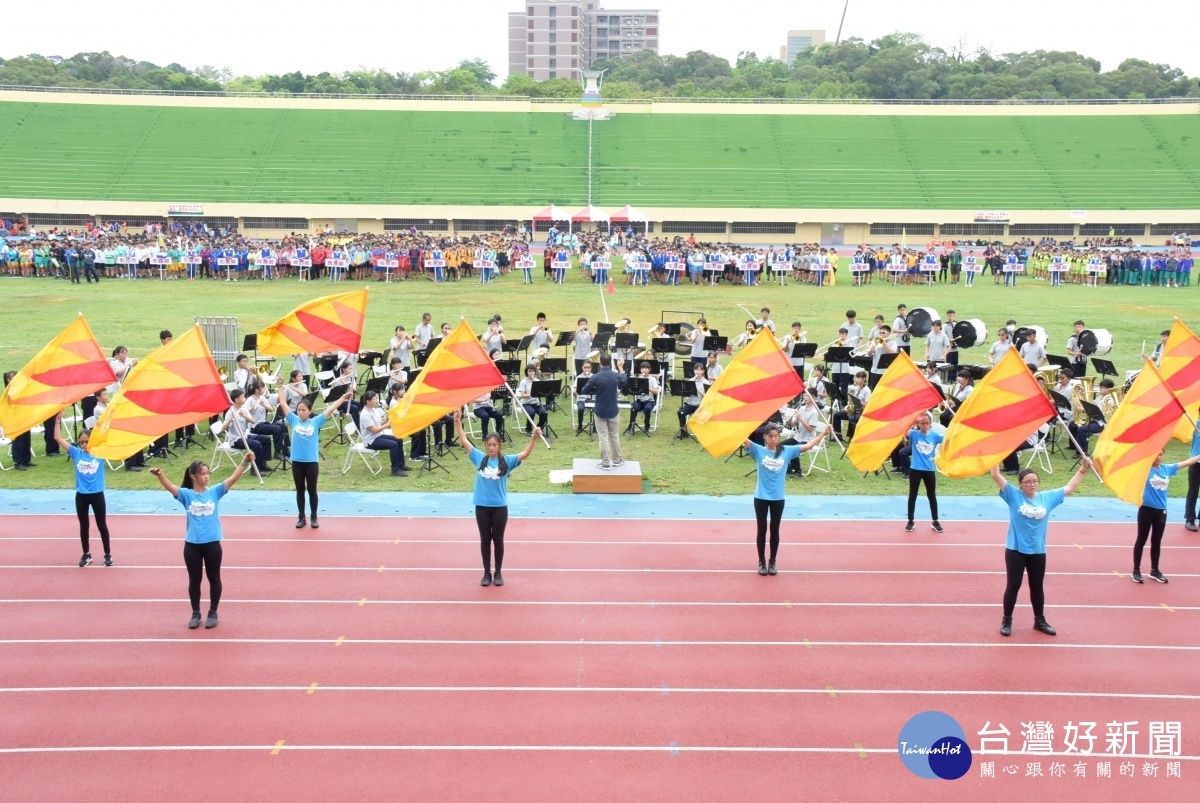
[571,458,643,494]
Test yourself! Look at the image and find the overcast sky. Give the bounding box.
[12,0,1198,80]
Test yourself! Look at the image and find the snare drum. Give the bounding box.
[905,307,940,338]
[1078,328,1113,357]
[952,318,987,350]
[1013,325,1047,348]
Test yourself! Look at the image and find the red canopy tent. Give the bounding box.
[609,205,649,234]
[570,205,610,229]
[532,205,572,235]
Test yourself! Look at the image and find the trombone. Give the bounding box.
[812,338,843,361]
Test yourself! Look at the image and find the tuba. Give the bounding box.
[616,318,631,332]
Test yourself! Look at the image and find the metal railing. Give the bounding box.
[0,83,1196,106]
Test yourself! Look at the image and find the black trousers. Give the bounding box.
[292,460,319,517]
[1185,463,1200,524]
[1003,549,1047,619]
[183,541,223,613]
[476,505,508,571]
[75,491,110,555]
[753,497,784,562]
[907,470,939,522]
[367,435,406,472]
[1134,506,1167,572]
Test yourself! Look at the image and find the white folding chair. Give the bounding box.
[341,422,383,476]
[463,405,483,439]
[209,421,244,471]
[804,438,831,476]
[0,427,11,470]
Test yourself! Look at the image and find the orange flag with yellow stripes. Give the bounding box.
[387,320,504,439]
[0,315,116,438]
[1093,361,1187,505]
[687,330,805,458]
[255,289,368,357]
[88,327,232,460]
[1159,319,1200,443]
[936,348,1057,478]
[846,350,942,472]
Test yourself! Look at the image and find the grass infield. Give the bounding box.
[2,269,1195,495]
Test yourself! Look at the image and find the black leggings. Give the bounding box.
[753,498,785,562]
[183,541,223,613]
[292,461,319,517]
[907,470,939,522]
[1003,549,1046,619]
[476,505,508,572]
[75,492,110,555]
[1134,506,1167,572]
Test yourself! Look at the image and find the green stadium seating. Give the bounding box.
[0,101,1196,209]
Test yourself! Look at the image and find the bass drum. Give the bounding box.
[675,322,695,356]
[952,318,988,350]
[1078,328,1113,357]
[1013,325,1048,348]
[905,306,940,338]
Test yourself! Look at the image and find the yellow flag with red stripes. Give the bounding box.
[846,350,942,472]
[255,289,368,357]
[1158,319,1200,443]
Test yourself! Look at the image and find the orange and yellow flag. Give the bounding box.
[936,348,1057,478]
[1093,361,1187,505]
[1158,319,1200,443]
[846,350,942,473]
[687,330,805,458]
[88,327,232,460]
[388,320,504,439]
[0,315,116,438]
[255,289,368,357]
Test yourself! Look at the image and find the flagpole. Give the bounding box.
[1060,420,1102,480]
[502,381,551,449]
[226,412,265,484]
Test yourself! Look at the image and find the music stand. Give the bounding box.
[322,384,352,447]
[668,379,699,444]
[574,375,596,438]
[1047,389,1073,455]
[662,323,682,336]
[614,333,639,351]
[876,353,899,372]
[651,337,675,354]
[1091,358,1117,379]
[592,331,613,353]
[702,335,727,353]
[624,377,652,437]
[494,359,521,379]
[531,379,563,425]
[540,357,567,374]
[790,342,817,373]
[366,376,390,396]
[597,322,617,334]
[1045,354,1072,370]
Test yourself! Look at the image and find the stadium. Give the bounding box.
[2,80,1200,800]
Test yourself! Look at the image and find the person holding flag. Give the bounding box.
[989,460,1090,637]
[742,423,830,576]
[52,412,112,567]
[148,456,255,630]
[1131,449,1200,584]
[905,413,944,534]
[277,380,352,529]
[454,408,541,588]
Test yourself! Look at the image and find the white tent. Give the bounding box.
[571,205,610,225]
[609,205,649,224]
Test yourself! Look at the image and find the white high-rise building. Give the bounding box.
[509,1,661,82]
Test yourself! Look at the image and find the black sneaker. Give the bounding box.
[1150,570,1168,584]
[204,611,219,629]
[103,554,113,567]
[1185,521,1199,532]
[296,516,307,529]
[481,571,493,587]
[310,517,320,529]
[1132,570,1143,584]
[188,612,202,630]
[999,617,1012,637]
[758,560,768,576]
[78,553,92,568]
[904,521,915,532]
[493,572,504,587]
[932,521,944,533]
[1034,618,1057,636]
[767,560,777,576]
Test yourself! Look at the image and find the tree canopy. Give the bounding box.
[2,35,1197,100]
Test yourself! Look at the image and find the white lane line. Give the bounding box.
[0,744,1195,759]
[5,566,1195,577]
[2,599,1195,611]
[2,686,1197,700]
[2,638,1197,651]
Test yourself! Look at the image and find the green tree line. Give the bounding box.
[2,33,1198,99]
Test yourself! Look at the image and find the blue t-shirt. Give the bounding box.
[176,483,229,544]
[1141,463,1179,510]
[287,412,327,463]
[908,429,944,472]
[1190,430,1200,460]
[468,447,521,507]
[69,444,106,494]
[1000,483,1066,554]
[748,442,802,501]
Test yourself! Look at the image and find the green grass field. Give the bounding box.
[0,101,1197,208]
[2,270,1195,496]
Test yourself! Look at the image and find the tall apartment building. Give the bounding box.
[509,1,661,82]
[779,29,826,67]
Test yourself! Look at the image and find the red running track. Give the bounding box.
[1,515,1198,801]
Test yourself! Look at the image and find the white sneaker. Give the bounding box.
[598,461,612,470]
[612,459,625,467]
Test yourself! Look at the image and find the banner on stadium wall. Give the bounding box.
[1070,210,1087,219]
[167,204,204,217]
[973,211,1010,223]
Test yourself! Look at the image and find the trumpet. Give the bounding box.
[700,325,710,333]
[218,366,229,381]
[258,364,272,376]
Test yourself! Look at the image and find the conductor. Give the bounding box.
[581,353,628,469]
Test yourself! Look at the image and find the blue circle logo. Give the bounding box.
[897,711,973,780]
